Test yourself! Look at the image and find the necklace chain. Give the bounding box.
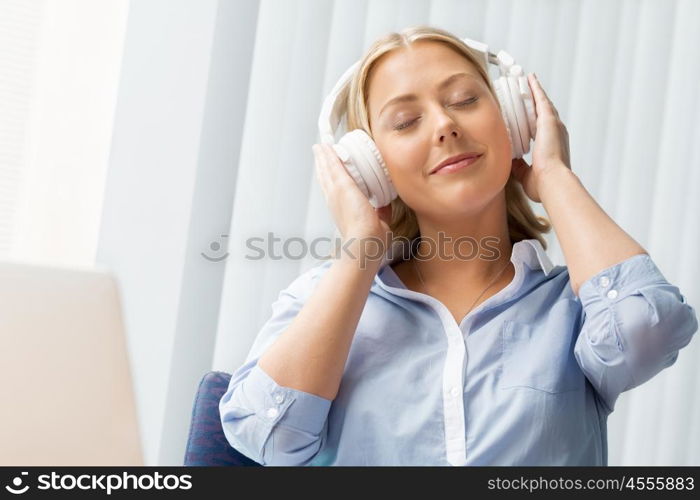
[411,256,511,317]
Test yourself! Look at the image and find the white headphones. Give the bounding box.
[317,37,537,208]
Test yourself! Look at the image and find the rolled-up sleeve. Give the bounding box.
[219,263,333,466]
[573,253,698,414]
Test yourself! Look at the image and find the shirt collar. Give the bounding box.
[377,237,555,277]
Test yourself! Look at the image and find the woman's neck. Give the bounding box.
[411,232,513,289]
[411,200,513,287]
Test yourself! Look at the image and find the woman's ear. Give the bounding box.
[510,158,529,185]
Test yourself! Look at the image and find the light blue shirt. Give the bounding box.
[219,238,698,466]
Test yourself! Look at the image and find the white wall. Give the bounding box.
[96,0,258,465]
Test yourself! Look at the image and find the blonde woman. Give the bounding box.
[219,26,698,466]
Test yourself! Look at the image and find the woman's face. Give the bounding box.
[367,40,512,218]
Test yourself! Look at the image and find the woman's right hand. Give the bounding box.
[312,143,393,258]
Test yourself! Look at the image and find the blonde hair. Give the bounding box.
[339,25,551,250]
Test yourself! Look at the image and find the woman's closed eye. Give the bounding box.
[393,97,479,131]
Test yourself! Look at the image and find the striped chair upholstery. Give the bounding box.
[184,371,261,466]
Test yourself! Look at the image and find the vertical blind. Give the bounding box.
[211,0,700,466]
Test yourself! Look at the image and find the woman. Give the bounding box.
[219,26,698,466]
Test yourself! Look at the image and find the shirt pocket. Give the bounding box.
[499,298,585,394]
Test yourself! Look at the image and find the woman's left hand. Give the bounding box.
[510,73,572,203]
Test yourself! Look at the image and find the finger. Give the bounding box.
[319,143,356,189]
[316,144,345,194]
[315,144,355,203]
[319,143,346,184]
[312,144,332,198]
[528,74,552,104]
[527,73,559,119]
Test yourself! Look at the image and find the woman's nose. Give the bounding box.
[440,129,459,142]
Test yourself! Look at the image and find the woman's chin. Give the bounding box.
[427,184,501,211]
[439,181,489,199]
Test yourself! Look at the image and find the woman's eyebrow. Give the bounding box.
[378,72,479,117]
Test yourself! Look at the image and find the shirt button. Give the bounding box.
[607,289,618,299]
[450,387,461,397]
[599,276,610,288]
[265,407,279,419]
[274,394,284,404]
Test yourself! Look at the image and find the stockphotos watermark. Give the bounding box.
[201,232,504,267]
[3,470,192,495]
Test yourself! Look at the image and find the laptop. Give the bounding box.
[0,260,144,465]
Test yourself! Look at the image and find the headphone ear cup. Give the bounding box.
[338,130,397,208]
[331,142,370,199]
[520,79,537,142]
[504,74,535,157]
[350,130,397,203]
[494,78,518,158]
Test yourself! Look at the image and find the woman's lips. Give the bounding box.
[431,154,483,175]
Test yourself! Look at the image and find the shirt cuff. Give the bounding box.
[578,253,663,308]
[244,363,332,435]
